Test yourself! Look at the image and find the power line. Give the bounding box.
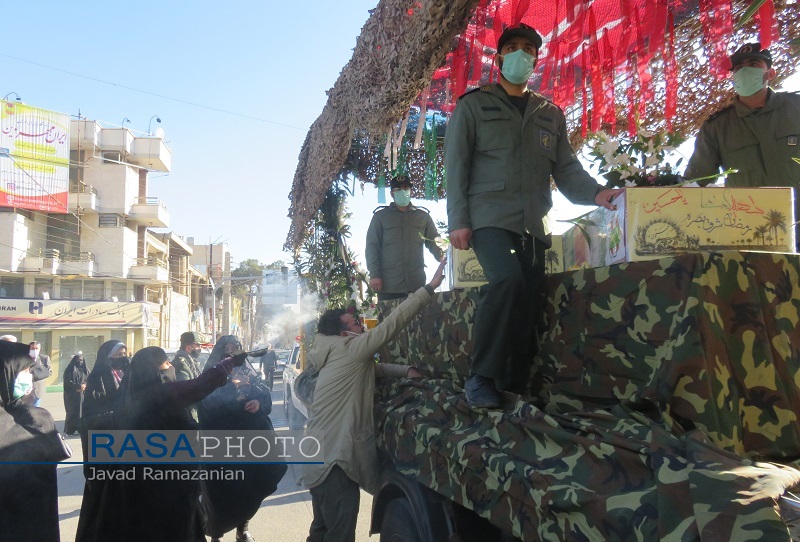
[0,52,305,131]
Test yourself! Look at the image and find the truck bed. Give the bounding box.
[374,251,800,541]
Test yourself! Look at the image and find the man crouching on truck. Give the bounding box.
[301,258,446,542]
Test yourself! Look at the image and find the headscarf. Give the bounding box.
[91,340,127,376]
[204,335,242,371]
[0,341,35,408]
[115,346,186,430]
[82,340,128,421]
[64,353,89,387]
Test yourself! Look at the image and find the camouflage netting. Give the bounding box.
[286,0,800,252]
[285,0,481,252]
[374,251,800,540]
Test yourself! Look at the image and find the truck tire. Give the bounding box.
[380,499,422,542]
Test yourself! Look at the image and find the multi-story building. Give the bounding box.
[0,102,209,381]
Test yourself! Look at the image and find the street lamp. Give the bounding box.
[3,92,21,101]
[148,115,161,135]
[121,117,131,129]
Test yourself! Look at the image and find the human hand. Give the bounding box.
[595,188,623,210]
[449,228,472,250]
[369,278,383,292]
[407,367,423,379]
[244,399,260,413]
[427,258,447,290]
[80,384,86,391]
[226,350,248,367]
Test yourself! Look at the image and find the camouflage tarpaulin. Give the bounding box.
[374,251,800,540]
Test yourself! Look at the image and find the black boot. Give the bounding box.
[465,374,502,409]
[236,521,255,542]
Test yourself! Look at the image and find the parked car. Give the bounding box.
[282,343,308,429]
[275,349,291,372]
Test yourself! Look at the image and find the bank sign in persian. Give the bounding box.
[563,187,797,270]
[0,100,70,213]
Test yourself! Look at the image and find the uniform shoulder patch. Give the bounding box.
[530,91,551,103]
[457,87,482,101]
[705,104,734,123]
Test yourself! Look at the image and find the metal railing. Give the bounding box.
[69,180,97,194]
[133,257,168,270]
[62,251,95,263]
[133,197,167,212]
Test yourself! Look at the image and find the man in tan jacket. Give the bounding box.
[301,259,446,542]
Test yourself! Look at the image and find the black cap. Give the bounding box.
[389,175,412,191]
[180,331,201,347]
[497,23,543,53]
[729,43,772,69]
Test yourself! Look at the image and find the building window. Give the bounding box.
[110,281,128,301]
[0,276,24,298]
[60,279,82,299]
[34,278,54,299]
[99,214,124,228]
[82,281,104,301]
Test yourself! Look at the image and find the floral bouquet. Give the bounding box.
[584,129,688,189]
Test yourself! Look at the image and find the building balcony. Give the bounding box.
[58,252,95,277]
[129,257,169,282]
[130,137,172,173]
[99,128,134,154]
[128,197,170,228]
[20,249,60,274]
[67,181,100,213]
[70,120,101,150]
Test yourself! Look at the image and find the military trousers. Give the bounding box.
[306,465,360,542]
[470,227,546,391]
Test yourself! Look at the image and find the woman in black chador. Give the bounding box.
[75,346,241,542]
[0,340,69,542]
[62,352,89,435]
[199,335,287,542]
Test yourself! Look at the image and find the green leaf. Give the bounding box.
[736,0,769,30]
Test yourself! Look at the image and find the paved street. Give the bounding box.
[44,378,378,541]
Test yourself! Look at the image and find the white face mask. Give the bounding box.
[13,371,33,399]
[30,349,39,359]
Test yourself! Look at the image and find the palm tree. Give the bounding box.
[753,224,769,246]
[765,210,788,246]
[545,250,560,273]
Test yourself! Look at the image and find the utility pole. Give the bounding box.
[222,251,231,336]
[208,241,215,341]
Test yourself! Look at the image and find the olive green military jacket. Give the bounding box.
[445,83,602,243]
[365,203,443,294]
[685,90,800,189]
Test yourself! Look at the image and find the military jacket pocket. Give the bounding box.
[529,115,558,165]
[475,109,514,152]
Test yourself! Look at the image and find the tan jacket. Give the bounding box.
[300,287,433,492]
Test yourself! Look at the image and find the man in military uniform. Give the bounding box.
[172,331,203,381]
[445,23,622,408]
[366,175,444,301]
[685,43,800,246]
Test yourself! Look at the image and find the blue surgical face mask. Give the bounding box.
[501,49,536,85]
[732,66,766,97]
[13,370,33,399]
[393,190,411,207]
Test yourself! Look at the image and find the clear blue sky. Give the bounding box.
[3,2,798,276]
[1,0,376,269]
